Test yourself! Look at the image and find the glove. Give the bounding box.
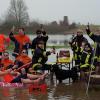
[31,49,35,55]
[9,32,14,36]
[86,27,91,34]
[42,31,46,35]
[23,43,31,49]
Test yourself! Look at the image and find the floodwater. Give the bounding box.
[28,34,94,46]
[0,78,100,100]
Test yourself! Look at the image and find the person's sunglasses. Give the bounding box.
[22,51,27,54]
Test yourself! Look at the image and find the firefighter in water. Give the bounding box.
[80,42,93,79]
[70,29,88,69]
[30,40,51,73]
[86,24,100,74]
[31,29,48,54]
[9,27,31,57]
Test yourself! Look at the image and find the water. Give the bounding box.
[0,80,100,100]
[29,34,94,46]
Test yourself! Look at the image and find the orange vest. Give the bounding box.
[0,34,10,52]
[16,54,31,65]
[1,59,14,70]
[14,34,31,52]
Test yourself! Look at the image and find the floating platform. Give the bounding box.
[90,75,100,85]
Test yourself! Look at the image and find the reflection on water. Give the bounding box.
[0,80,100,100]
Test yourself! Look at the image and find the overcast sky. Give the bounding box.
[0,0,99,24]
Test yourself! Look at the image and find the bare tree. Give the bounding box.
[7,0,29,26]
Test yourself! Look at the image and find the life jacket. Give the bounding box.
[16,54,31,65]
[0,34,10,52]
[6,37,10,46]
[0,34,6,43]
[1,59,14,70]
[14,34,31,52]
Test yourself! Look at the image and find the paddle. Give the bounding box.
[16,62,32,71]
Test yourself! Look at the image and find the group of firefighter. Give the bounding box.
[70,25,100,79]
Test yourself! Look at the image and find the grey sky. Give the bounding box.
[0,0,99,24]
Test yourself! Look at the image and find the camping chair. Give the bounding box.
[56,50,72,83]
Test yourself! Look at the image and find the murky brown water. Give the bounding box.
[0,77,100,100]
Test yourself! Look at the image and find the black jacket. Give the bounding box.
[81,50,92,65]
[71,35,88,47]
[31,35,48,52]
[32,47,50,66]
[86,29,100,60]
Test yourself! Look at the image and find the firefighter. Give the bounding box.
[80,43,92,71]
[71,29,88,47]
[70,29,88,68]
[86,25,100,74]
[80,42,93,79]
[31,29,48,54]
[30,40,51,73]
